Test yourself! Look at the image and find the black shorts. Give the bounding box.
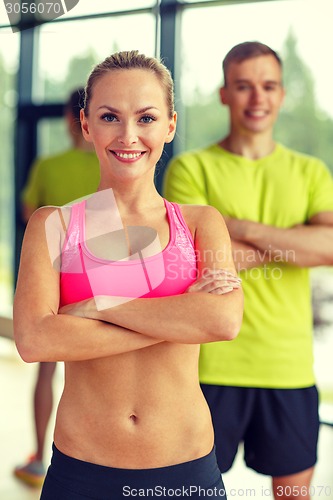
[201,384,319,477]
[40,444,227,499]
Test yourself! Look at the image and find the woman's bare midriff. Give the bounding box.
[54,342,214,469]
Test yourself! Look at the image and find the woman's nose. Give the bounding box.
[117,124,138,146]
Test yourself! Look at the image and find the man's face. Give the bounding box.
[220,54,285,136]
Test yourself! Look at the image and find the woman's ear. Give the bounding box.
[165,112,177,144]
[80,109,93,143]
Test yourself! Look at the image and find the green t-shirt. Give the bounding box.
[164,143,333,388]
[22,148,100,207]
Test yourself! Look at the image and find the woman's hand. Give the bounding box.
[58,299,91,318]
[185,269,241,295]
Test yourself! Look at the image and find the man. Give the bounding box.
[14,88,100,488]
[164,42,333,500]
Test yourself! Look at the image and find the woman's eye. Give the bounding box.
[140,115,156,124]
[101,113,117,122]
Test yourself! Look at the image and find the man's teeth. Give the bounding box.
[115,152,141,159]
[248,110,266,117]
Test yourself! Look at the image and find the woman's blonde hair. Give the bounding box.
[84,50,174,118]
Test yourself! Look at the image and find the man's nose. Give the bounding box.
[250,86,265,104]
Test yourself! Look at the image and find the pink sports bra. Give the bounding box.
[60,199,197,306]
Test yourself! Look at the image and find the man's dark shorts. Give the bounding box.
[201,384,319,477]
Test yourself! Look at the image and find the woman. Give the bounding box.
[14,51,243,499]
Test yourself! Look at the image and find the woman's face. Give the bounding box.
[81,69,176,185]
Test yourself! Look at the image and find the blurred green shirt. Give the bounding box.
[22,148,100,208]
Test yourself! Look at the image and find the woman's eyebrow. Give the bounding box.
[97,105,159,114]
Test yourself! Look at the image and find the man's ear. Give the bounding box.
[80,109,93,143]
[165,112,177,144]
[219,86,228,106]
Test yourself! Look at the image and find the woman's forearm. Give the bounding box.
[86,290,243,345]
[14,312,163,363]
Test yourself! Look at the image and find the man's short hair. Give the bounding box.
[64,87,85,123]
[223,41,282,86]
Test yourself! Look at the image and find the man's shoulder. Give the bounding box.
[31,148,74,170]
[277,143,326,167]
[32,149,99,176]
[169,144,223,168]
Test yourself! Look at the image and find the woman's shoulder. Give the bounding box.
[177,203,223,223]
[26,205,72,243]
[24,206,72,271]
[173,203,225,239]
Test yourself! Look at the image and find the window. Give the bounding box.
[0,1,12,24]
[38,118,70,157]
[61,0,158,18]
[34,13,157,103]
[0,34,18,317]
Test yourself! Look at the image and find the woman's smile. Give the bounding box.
[110,150,146,163]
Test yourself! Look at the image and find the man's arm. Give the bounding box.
[22,203,37,223]
[21,158,43,222]
[230,240,270,272]
[225,212,333,268]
